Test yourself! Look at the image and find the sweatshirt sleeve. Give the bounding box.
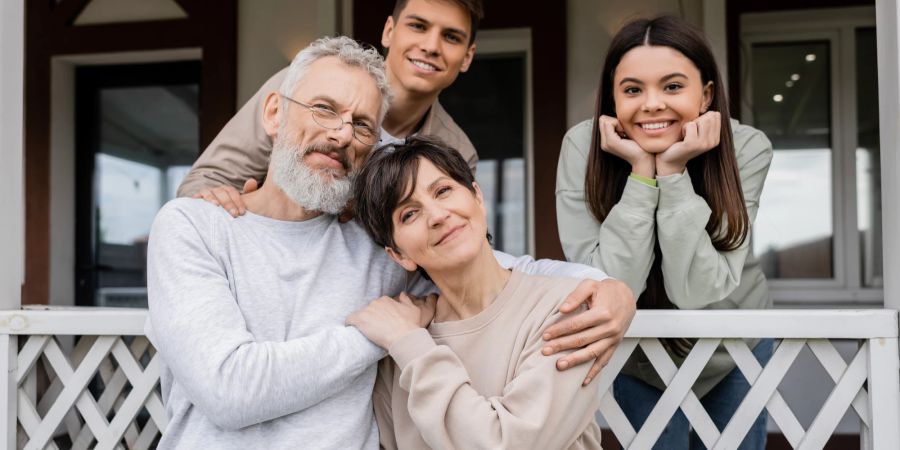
[373,359,398,450]
[555,121,658,297]
[146,201,385,430]
[387,320,601,449]
[176,68,287,197]
[655,123,773,309]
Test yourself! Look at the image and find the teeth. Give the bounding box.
[411,60,437,71]
[641,122,670,130]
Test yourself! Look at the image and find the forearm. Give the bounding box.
[152,311,383,429]
[656,171,747,308]
[390,329,599,449]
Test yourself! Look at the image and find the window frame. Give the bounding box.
[740,6,882,306]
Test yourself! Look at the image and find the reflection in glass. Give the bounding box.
[441,54,528,256]
[750,41,833,279]
[94,85,198,307]
[856,27,882,287]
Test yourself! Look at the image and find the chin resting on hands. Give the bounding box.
[656,111,722,176]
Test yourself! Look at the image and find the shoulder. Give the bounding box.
[512,271,583,317]
[730,119,773,164]
[561,119,594,160]
[429,101,476,156]
[153,198,231,232]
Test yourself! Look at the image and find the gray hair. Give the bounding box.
[280,36,393,124]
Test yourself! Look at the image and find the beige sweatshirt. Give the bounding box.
[373,271,604,450]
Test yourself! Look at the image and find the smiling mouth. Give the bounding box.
[435,225,464,246]
[409,58,440,72]
[640,121,674,131]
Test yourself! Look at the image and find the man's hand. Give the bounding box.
[192,179,259,217]
[656,111,721,176]
[346,293,437,350]
[541,279,635,385]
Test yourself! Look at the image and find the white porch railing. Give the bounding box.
[0,308,898,449]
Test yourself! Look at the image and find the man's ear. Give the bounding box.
[386,246,418,272]
[382,16,395,49]
[262,91,282,138]
[460,43,476,73]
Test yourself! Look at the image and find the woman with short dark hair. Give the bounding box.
[348,136,605,450]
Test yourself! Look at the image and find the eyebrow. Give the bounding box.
[308,94,376,125]
[405,14,469,40]
[618,72,690,86]
[395,175,452,210]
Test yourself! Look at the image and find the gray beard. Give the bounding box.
[269,139,355,215]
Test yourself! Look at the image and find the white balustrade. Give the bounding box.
[0,307,897,449]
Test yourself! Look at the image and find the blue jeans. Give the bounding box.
[612,339,774,450]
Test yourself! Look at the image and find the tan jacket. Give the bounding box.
[177,68,478,197]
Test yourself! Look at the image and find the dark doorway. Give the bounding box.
[441,53,529,256]
[75,61,201,307]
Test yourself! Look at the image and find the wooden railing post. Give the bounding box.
[865,335,900,449]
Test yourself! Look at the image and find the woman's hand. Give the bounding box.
[347,293,437,350]
[598,115,655,178]
[656,111,721,176]
[541,279,636,385]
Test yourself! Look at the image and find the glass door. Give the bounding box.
[75,61,200,307]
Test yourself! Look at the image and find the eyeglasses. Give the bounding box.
[280,94,379,145]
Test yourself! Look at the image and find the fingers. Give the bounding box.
[583,348,615,385]
[555,338,616,373]
[542,321,614,356]
[196,186,246,217]
[243,178,259,194]
[558,279,596,314]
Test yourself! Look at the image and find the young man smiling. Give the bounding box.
[177,0,483,200]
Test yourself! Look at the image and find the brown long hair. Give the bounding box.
[584,16,749,311]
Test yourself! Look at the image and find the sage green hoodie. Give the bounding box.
[555,118,773,396]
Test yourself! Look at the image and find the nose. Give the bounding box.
[425,202,450,228]
[642,89,666,112]
[326,116,354,147]
[419,29,441,55]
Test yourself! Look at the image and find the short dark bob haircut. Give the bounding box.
[354,135,477,252]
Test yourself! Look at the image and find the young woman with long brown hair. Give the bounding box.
[556,16,774,449]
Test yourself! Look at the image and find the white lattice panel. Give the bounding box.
[13,334,164,450]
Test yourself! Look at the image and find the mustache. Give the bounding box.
[303,143,351,172]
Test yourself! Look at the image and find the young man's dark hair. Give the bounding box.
[354,135,476,252]
[392,0,485,44]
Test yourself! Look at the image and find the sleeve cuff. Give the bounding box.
[657,169,700,213]
[389,328,437,370]
[615,176,660,219]
[629,173,657,187]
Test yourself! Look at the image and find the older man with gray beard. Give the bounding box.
[146,36,622,450]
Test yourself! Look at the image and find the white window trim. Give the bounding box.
[467,28,535,256]
[0,0,24,310]
[741,7,882,306]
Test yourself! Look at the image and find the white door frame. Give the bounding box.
[0,0,24,310]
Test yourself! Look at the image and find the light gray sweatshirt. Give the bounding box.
[146,198,608,449]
